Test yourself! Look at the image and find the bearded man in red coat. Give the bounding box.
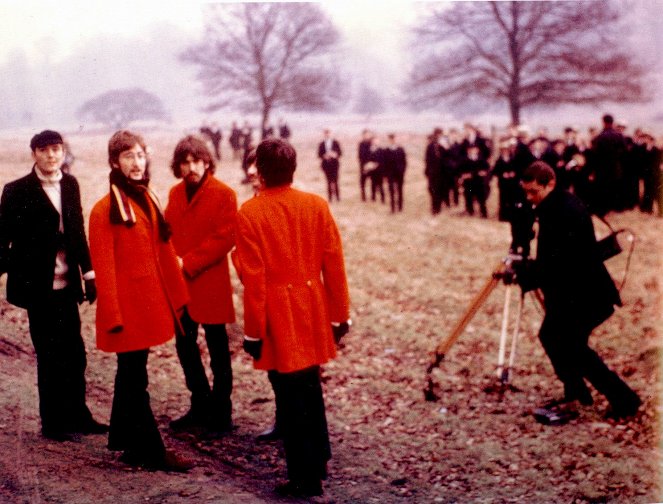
[165,135,238,435]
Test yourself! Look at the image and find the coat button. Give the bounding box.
[287,284,293,289]
[306,280,312,287]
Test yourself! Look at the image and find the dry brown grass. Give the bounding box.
[0,125,660,503]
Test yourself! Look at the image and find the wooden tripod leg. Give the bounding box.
[430,262,504,364]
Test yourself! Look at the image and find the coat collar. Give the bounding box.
[182,171,213,207]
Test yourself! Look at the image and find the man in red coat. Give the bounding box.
[165,135,238,434]
[235,138,351,498]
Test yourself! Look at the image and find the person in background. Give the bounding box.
[89,130,192,472]
[318,129,342,202]
[165,135,237,436]
[382,133,407,213]
[0,130,106,442]
[358,129,374,202]
[235,138,351,498]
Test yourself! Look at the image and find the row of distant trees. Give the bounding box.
[78,1,644,131]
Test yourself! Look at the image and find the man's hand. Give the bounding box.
[243,337,263,360]
[332,320,351,345]
[84,279,97,304]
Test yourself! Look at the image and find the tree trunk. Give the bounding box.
[260,104,271,141]
[509,98,520,127]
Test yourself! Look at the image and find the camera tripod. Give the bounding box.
[424,255,542,402]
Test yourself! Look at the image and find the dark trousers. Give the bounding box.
[271,366,331,486]
[323,167,340,202]
[387,173,404,212]
[370,172,385,203]
[27,288,92,434]
[108,350,165,461]
[175,309,233,425]
[267,370,284,431]
[463,177,488,218]
[538,314,639,408]
[428,174,443,214]
[359,168,370,201]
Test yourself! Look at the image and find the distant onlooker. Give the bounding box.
[382,133,407,213]
[278,118,291,141]
[317,129,342,202]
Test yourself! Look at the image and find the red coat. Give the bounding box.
[89,194,188,353]
[165,175,237,324]
[235,185,350,373]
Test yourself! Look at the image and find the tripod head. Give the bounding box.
[493,253,526,286]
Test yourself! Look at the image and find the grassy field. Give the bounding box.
[0,125,660,503]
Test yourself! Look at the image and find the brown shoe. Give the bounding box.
[121,450,194,473]
[158,450,194,473]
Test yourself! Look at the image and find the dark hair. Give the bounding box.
[170,135,216,178]
[602,114,614,126]
[256,138,296,187]
[108,130,150,179]
[30,130,63,151]
[245,147,257,168]
[522,161,556,186]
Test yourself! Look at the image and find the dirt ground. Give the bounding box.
[0,125,660,503]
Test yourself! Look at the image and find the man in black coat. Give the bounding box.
[318,129,342,202]
[357,129,373,202]
[591,114,627,215]
[424,128,444,214]
[519,161,641,420]
[459,145,490,218]
[0,130,107,441]
[382,133,407,213]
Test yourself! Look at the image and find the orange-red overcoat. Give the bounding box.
[89,194,188,353]
[165,175,237,324]
[234,185,350,373]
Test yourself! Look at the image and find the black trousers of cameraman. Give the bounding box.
[538,314,640,409]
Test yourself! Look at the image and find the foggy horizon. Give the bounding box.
[1,1,662,135]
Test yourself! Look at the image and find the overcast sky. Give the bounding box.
[0,1,418,64]
[1,1,662,131]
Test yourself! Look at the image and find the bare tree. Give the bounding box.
[77,88,168,129]
[182,3,344,137]
[408,1,645,125]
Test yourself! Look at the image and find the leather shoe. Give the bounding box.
[42,429,75,442]
[256,424,281,442]
[120,449,194,473]
[275,480,323,498]
[75,418,109,435]
[170,409,209,431]
[605,395,642,421]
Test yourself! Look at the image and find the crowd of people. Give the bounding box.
[421,115,663,220]
[0,130,348,499]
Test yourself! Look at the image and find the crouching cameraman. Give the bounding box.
[516,161,641,421]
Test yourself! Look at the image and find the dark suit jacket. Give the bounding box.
[382,146,407,179]
[318,140,342,172]
[525,189,620,329]
[358,140,372,169]
[0,169,92,308]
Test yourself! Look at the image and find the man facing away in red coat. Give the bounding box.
[235,138,351,498]
[165,135,238,435]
